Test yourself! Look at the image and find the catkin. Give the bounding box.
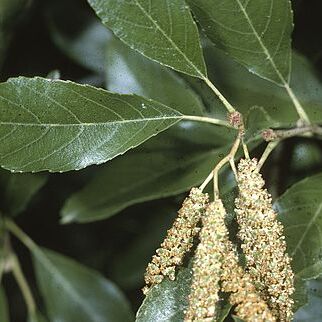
[143,188,208,295]
[185,199,274,322]
[235,158,295,321]
[184,201,227,322]
[221,241,276,322]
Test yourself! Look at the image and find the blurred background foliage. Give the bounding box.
[1,0,322,321]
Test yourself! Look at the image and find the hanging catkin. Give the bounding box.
[221,240,276,322]
[235,158,294,321]
[185,199,274,322]
[184,201,226,321]
[143,188,208,295]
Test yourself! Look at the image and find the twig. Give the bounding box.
[262,124,322,142]
[213,137,241,198]
[257,140,280,170]
[11,253,36,317]
[182,115,234,128]
[242,140,250,159]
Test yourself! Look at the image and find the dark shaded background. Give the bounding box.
[1,0,322,321]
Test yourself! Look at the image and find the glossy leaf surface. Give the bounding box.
[275,173,322,280]
[88,0,207,78]
[0,77,181,172]
[61,123,235,223]
[188,0,293,85]
[33,248,133,322]
[105,36,205,116]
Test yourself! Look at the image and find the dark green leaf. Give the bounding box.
[293,277,309,312]
[244,106,277,140]
[0,287,9,322]
[88,0,207,78]
[61,123,235,223]
[105,36,205,115]
[136,266,231,322]
[275,173,322,280]
[28,312,48,322]
[0,77,182,172]
[0,169,47,216]
[294,277,322,321]
[201,45,322,123]
[136,267,191,322]
[110,205,176,290]
[33,248,133,322]
[47,2,110,73]
[188,0,292,85]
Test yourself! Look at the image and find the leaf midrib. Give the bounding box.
[0,116,182,127]
[134,0,205,78]
[234,0,289,85]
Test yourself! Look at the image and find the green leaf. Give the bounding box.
[110,204,177,290]
[28,312,47,322]
[293,277,309,311]
[244,106,277,140]
[0,287,9,322]
[136,266,231,322]
[105,36,205,115]
[275,173,322,280]
[61,123,235,223]
[294,277,322,321]
[0,169,47,216]
[187,0,293,85]
[200,44,322,123]
[136,267,191,322]
[47,2,110,73]
[88,0,207,78]
[33,248,133,322]
[0,77,182,172]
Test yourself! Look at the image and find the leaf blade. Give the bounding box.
[105,36,206,116]
[0,287,9,322]
[88,0,207,78]
[61,124,235,223]
[0,77,182,172]
[0,170,47,216]
[275,173,322,279]
[33,248,134,322]
[136,268,191,322]
[188,0,293,85]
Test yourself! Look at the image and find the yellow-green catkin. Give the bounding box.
[235,158,295,321]
[184,200,227,322]
[186,199,274,322]
[221,241,276,322]
[143,188,209,295]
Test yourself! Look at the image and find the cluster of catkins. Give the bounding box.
[143,158,294,322]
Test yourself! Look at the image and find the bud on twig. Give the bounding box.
[228,111,243,129]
